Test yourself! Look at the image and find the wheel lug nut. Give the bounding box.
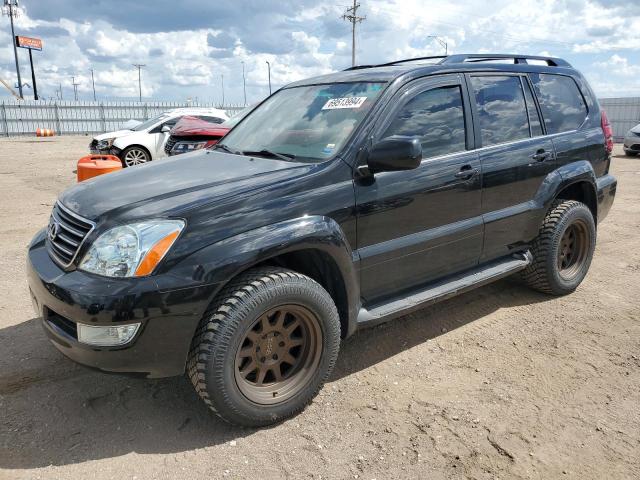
[272,354,278,360]
[279,341,285,347]
[261,357,266,362]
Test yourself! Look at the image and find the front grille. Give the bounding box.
[46,202,95,268]
[164,136,177,155]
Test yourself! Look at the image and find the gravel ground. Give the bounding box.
[0,137,638,480]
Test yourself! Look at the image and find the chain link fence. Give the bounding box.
[0,100,246,136]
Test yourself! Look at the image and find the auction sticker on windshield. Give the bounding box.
[322,97,367,110]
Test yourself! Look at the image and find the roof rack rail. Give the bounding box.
[441,53,571,67]
[343,55,447,71]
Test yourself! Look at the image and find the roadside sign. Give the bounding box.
[15,36,43,51]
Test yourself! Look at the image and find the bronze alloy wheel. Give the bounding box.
[557,218,590,280]
[234,304,323,405]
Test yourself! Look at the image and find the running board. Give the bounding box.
[356,251,532,328]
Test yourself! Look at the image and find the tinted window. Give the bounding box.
[522,79,543,137]
[529,73,587,134]
[470,76,530,147]
[383,85,466,159]
[197,115,224,124]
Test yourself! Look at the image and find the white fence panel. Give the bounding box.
[0,100,245,136]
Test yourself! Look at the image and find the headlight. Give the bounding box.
[78,220,184,277]
[171,141,208,154]
[96,138,116,150]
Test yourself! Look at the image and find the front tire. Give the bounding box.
[121,146,151,167]
[624,150,637,157]
[522,200,596,295]
[187,268,340,427]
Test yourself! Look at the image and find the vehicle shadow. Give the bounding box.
[0,277,550,469]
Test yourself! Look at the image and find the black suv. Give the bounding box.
[27,54,617,427]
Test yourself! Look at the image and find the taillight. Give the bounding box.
[601,109,613,155]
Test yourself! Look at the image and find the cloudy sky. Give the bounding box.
[0,0,638,104]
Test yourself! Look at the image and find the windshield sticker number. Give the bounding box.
[322,97,367,110]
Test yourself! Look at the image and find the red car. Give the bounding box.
[164,108,250,156]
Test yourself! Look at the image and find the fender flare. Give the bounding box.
[166,215,361,336]
[534,160,598,218]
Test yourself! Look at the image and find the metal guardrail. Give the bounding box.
[0,100,246,136]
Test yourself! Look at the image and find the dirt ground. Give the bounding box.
[0,136,638,480]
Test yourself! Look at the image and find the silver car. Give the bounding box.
[623,123,640,156]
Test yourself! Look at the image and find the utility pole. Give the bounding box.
[132,63,145,102]
[3,0,23,99]
[71,76,80,101]
[90,68,96,101]
[58,82,62,100]
[221,74,225,106]
[266,61,272,95]
[427,35,448,55]
[241,61,247,106]
[342,0,366,67]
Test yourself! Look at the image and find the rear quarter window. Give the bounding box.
[529,73,587,134]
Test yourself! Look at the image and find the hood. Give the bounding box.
[59,150,311,220]
[170,116,231,137]
[93,129,137,141]
[630,124,640,134]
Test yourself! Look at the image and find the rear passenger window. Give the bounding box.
[383,85,466,159]
[522,80,543,137]
[529,73,587,134]
[197,116,225,124]
[470,76,530,147]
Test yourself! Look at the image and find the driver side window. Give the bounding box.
[383,85,467,159]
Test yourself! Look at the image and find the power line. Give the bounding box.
[342,0,366,67]
[132,63,145,102]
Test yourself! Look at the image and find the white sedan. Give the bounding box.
[90,107,229,167]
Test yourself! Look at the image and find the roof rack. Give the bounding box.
[343,55,447,71]
[343,53,571,71]
[441,53,571,67]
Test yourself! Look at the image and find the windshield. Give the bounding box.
[130,114,169,131]
[219,82,386,162]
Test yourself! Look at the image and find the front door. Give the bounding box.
[355,74,483,304]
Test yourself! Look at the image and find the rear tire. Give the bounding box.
[522,200,596,295]
[187,267,340,427]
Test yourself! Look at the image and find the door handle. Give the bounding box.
[455,166,479,180]
[530,149,553,162]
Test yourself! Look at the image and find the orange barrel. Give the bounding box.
[77,154,123,182]
[36,128,55,137]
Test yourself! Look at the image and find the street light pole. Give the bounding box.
[266,61,271,95]
[3,0,23,99]
[132,64,145,102]
[221,74,225,106]
[241,61,247,106]
[90,68,96,101]
[427,35,448,55]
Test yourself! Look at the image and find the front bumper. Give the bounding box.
[623,135,640,152]
[27,229,216,378]
[89,145,122,157]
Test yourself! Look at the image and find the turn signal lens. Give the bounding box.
[134,230,180,276]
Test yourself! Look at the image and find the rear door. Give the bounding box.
[355,74,483,304]
[467,74,556,262]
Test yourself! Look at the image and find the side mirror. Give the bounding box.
[161,124,171,133]
[366,136,422,174]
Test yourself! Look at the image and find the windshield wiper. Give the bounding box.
[242,149,296,161]
[213,144,242,155]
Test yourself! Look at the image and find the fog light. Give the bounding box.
[77,323,141,346]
